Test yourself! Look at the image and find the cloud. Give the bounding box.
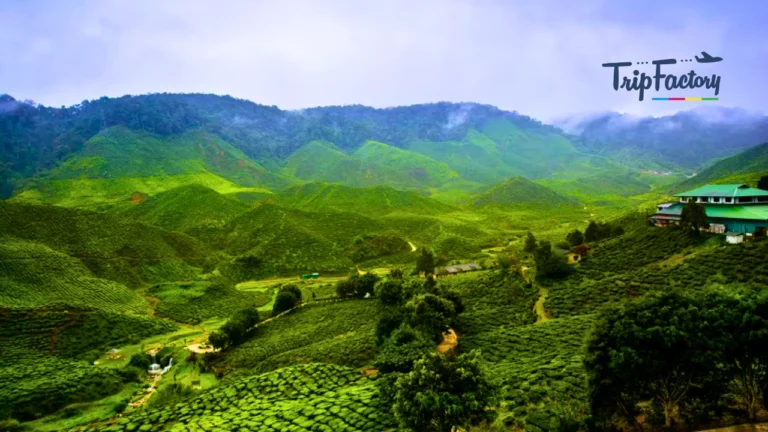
[0,0,765,122]
[444,104,474,130]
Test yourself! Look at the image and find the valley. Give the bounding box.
[1,93,768,432]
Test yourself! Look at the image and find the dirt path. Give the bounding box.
[437,328,458,354]
[408,241,417,252]
[534,285,551,323]
[129,374,162,409]
[699,424,768,432]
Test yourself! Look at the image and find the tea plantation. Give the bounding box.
[85,364,394,432]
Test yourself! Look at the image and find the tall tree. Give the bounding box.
[584,221,599,242]
[524,231,538,254]
[758,175,768,191]
[416,248,436,276]
[566,229,584,247]
[680,200,709,236]
[585,292,730,428]
[393,351,500,432]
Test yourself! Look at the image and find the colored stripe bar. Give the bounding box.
[651,97,719,101]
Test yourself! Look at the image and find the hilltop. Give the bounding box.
[469,176,580,210]
[119,184,252,232]
[9,126,286,208]
[276,182,457,216]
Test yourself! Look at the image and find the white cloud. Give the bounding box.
[0,0,764,122]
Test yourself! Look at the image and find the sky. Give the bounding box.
[1,0,767,123]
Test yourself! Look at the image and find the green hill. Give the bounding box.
[283,140,362,184]
[407,129,518,183]
[275,182,456,216]
[119,184,251,232]
[10,126,288,208]
[673,142,768,191]
[469,176,579,210]
[0,201,211,288]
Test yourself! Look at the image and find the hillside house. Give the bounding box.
[434,263,481,277]
[650,184,768,235]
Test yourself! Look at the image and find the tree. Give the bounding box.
[272,291,298,316]
[612,225,625,237]
[128,353,151,370]
[375,279,405,306]
[584,221,599,243]
[376,307,407,343]
[393,350,500,432]
[411,294,456,343]
[533,241,571,277]
[374,325,434,374]
[585,292,731,428]
[389,268,404,279]
[278,284,302,304]
[208,331,229,350]
[721,292,768,420]
[524,231,538,254]
[416,248,436,276]
[566,229,584,247]
[680,200,709,236]
[336,278,356,298]
[758,174,768,191]
[356,272,379,297]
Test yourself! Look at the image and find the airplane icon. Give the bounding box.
[695,52,723,63]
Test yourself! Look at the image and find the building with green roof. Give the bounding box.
[650,184,768,235]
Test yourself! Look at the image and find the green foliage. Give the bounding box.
[524,231,538,254]
[119,184,251,233]
[0,201,211,289]
[584,292,737,428]
[534,241,572,278]
[374,325,434,374]
[416,248,436,275]
[149,279,269,323]
[91,363,395,431]
[272,291,299,316]
[219,301,384,376]
[674,142,768,191]
[346,234,411,263]
[410,294,456,343]
[392,350,501,432]
[375,279,405,306]
[681,200,709,235]
[128,353,151,370]
[470,177,579,210]
[276,182,457,217]
[461,315,595,428]
[218,307,261,347]
[566,229,584,247]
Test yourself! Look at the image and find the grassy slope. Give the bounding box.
[90,363,394,432]
[118,184,251,232]
[0,201,210,288]
[275,182,456,216]
[469,176,580,210]
[10,126,287,209]
[673,142,768,191]
[407,129,518,183]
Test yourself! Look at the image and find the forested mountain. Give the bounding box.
[558,107,768,171]
[672,142,768,191]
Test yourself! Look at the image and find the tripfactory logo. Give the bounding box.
[602,52,722,101]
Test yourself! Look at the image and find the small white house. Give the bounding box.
[725,232,744,244]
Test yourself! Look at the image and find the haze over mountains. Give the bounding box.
[2,93,767,208]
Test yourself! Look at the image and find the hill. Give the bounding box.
[119,184,251,232]
[9,126,287,208]
[560,107,768,170]
[469,176,579,210]
[283,140,362,184]
[0,201,211,288]
[673,142,768,191]
[275,182,456,216]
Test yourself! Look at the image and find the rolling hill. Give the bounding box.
[119,184,252,232]
[0,200,211,288]
[673,142,768,191]
[275,182,456,216]
[469,176,580,210]
[10,126,287,208]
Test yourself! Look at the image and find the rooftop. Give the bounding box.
[655,203,768,220]
[674,184,768,198]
